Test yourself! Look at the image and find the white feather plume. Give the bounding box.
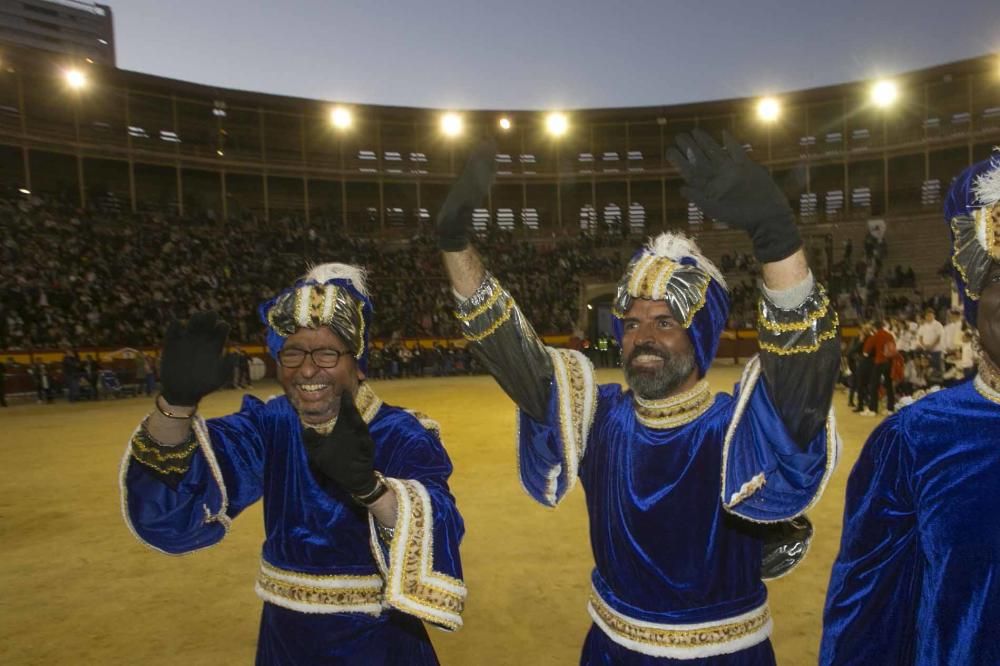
[303,262,369,297]
[971,151,1000,207]
[645,232,727,291]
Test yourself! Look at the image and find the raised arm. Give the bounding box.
[667,130,839,446]
[130,312,232,485]
[121,312,264,553]
[437,143,554,422]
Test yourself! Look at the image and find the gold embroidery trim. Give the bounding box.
[267,300,288,336]
[975,345,1000,405]
[757,291,831,333]
[454,276,504,322]
[355,383,383,424]
[757,319,839,356]
[551,348,592,479]
[308,287,326,326]
[613,263,711,329]
[634,380,715,429]
[293,287,307,329]
[680,274,711,328]
[257,564,383,609]
[950,217,981,301]
[640,258,675,299]
[267,285,367,354]
[627,254,660,296]
[461,299,515,342]
[589,591,771,650]
[405,409,441,437]
[354,299,366,359]
[382,478,466,629]
[977,203,1000,261]
[130,423,198,475]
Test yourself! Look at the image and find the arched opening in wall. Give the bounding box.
[585,291,619,369]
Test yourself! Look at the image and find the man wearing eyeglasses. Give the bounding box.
[119,263,465,665]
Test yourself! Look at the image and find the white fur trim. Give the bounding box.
[588,591,772,659]
[305,262,369,297]
[719,355,764,512]
[719,355,841,523]
[321,284,337,323]
[546,348,597,505]
[191,418,232,532]
[727,472,767,507]
[370,477,466,630]
[254,561,384,616]
[646,232,727,291]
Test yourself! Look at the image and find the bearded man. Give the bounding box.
[436,131,841,664]
[119,263,465,665]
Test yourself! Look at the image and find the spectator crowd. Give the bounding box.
[0,193,619,351]
[1,192,977,417]
[841,307,975,416]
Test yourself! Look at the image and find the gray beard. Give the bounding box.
[623,346,697,400]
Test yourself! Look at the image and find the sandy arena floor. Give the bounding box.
[0,364,878,665]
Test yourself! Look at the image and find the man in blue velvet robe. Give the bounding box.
[435,132,841,664]
[119,263,465,665]
[821,153,1000,665]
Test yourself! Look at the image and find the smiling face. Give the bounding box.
[978,261,1000,367]
[277,326,362,425]
[620,298,698,400]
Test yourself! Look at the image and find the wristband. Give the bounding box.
[352,473,389,506]
[155,393,197,419]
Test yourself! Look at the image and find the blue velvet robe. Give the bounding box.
[821,379,1000,665]
[519,353,838,664]
[121,389,465,665]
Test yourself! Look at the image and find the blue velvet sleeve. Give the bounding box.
[120,395,267,555]
[517,348,600,507]
[720,355,840,522]
[820,416,918,665]
[368,411,467,630]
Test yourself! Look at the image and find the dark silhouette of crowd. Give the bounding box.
[1,193,618,352]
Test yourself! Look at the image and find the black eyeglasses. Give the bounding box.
[277,348,349,369]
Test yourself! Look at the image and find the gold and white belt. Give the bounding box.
[588,585,772,659]
[255,560,385,616]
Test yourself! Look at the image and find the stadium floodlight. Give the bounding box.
[441,112,463,137]
[546,112,568,137]
[499,117,512,130]
[330,106,352,129]
[870,80,898,108]
[64,68,87,90]
[756,97,781,123]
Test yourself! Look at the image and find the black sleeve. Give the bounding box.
[756,282,840,447]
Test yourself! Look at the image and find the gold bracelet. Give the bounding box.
[155,393,197,419]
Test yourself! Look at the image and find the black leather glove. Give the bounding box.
[666,129,802,264]
[302,391,378,497]
[436,141,497,252]
[759,515,814,581]
[159,311,230,407]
